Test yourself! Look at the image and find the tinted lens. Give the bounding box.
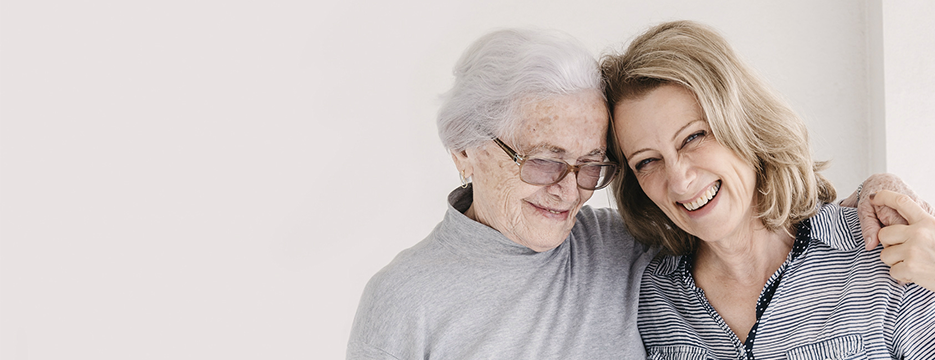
[520,158,567,185]
[577,164,603,189]
[578,164,617,190]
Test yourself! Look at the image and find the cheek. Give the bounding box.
[727,155,757,193]
[496,185,522,216]
[636,171,665,204]
[476,159,514,189]
[483,168,535,220]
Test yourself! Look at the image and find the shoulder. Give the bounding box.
[640,255,687,301]
[572,205,653,257]
[644,253,682,277]
[358,233,456,309]
[348,230,454,358]
[573,206,632,243]
[795,204,883,276]
[575,205,622,225]
[807,203,863,251]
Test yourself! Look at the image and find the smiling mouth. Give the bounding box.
[530,202,570,216]
[681,181,721,211]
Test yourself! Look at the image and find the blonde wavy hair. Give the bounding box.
[601,20,836,255]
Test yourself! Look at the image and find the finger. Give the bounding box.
[873,204,910,227]
[889,263,912,284]
[879,237,910,265]
[878,224,911,249]
[870,190,929,225]
[858,196,883,250]
[861,220,882,250]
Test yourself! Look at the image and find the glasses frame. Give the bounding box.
[492,138,618,190]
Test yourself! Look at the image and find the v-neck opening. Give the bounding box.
[680,219,813,359]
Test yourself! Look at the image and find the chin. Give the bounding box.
[531,239,565,252]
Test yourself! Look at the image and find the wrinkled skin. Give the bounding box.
[839,173,935,249]
[840,174,935,291]
[452,91,609,252]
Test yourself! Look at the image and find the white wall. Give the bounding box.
[881,1,935,202]
[1,1,917,359]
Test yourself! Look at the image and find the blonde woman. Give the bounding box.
[603,21,935,358]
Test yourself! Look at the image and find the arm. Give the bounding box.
[346,273,413,360]
[347,342,403,360]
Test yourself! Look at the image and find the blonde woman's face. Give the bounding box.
[613,84,758,243]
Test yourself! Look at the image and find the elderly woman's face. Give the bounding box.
[457,91,608,252]
[613,84,758,243]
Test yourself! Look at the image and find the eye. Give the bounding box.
[633,157,657,171]
[681,130,706,148]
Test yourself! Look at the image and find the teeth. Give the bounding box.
[682,181,721,211]
[548,209,562,214]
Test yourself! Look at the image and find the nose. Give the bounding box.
[546,168,582,200]
[666,157,695,196]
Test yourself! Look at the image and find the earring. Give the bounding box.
[459,170,469,188]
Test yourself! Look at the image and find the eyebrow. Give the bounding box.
[672,119,706,143]
[525,143,606,158]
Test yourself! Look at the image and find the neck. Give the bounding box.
[464,203,477,221]
[693,221,794,285]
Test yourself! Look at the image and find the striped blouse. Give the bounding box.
[637,204,935,359]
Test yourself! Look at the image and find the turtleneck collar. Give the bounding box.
[435,185,571,267]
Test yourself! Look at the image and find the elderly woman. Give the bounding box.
[602,21,935,359]
[347,29,655,359]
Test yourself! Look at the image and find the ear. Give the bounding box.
[450,149,474,179]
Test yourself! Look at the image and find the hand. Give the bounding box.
[843,173,935,250]
[871,190,935,291]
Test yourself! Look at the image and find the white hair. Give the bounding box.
[437,28,604,152]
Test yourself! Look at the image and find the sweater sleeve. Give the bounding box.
[346,257,428,360]
[346,340,402,360]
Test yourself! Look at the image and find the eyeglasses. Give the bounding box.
[493,138,618,190]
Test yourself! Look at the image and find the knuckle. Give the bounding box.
[877,227,891,240]
[894,263,913,282]
[895,194,916,207]
[879,250,892,264]
[890,267,909,283]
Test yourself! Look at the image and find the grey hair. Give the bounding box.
[437,28,604,152]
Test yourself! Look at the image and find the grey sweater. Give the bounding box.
[347,186,655,359]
